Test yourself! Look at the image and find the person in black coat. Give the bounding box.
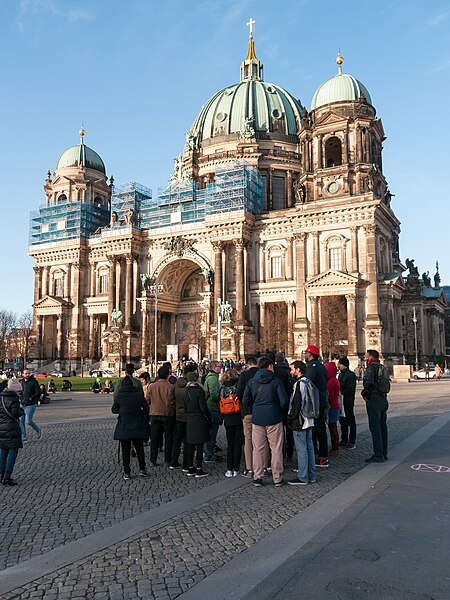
[220,369,243,477]
[112,376,150,480]
[0,379,24,486]
[184,371,211,478]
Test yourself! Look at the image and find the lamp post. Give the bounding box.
[217,297,222,361]
[148,280,164,377]
[412,306,419,371]
[66,332,71,375]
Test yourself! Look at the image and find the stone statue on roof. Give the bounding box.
[422,271,431,288]
[220,301,233,323]
[405,258,419,276]
[240,116,255,141]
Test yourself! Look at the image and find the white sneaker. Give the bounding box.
[225,470,234,477]
[233,471,239,476]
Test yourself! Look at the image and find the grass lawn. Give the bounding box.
[39,377,121,392]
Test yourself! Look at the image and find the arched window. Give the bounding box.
[268,245,286,279]
[325,136,342,167]
[324,234,347,272]
[58,193,67,202]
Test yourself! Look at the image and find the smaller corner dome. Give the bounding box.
[56,141,106,174]
[311,72,372,110]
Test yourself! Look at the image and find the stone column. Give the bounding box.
[356,125,363,163]
[286,171,293,208]
[89,262,95,297]
[107,257,116,328]
[317,134,323,169]
[125,256,133,328]
[294,233,307,321]
[286,237,294,280]
[310,296,320,343]
[89,315,95,358]
[346,293,357,355]
[287,300,295,357]
[42,266,49,297]
[268,169,273,210]
[259,302,266,348]
[364,224,380,320]
[234,239,245,323]
[56,317,63,359]
[244,242,251,321]
[343,126,349,163]
[141,307,148,360]
[350,227,359,273]
[36,315,43,359]
[71,261,81,333]
[312,232,320,276]
[33,266,42,304]
[212,241,222,324]
[63,266,69,298]
[133,256,139,316]
[259,241,266,282]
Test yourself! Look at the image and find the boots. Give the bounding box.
[2,473,17,486]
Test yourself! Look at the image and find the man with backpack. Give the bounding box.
[362,349,390,463]
[304,345,329,468]
[287,361,318,485]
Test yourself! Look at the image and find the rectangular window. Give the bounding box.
[272,176,286,210]
[99,274,108,294]
[261,175,268,210]
[271,256,283,279]
[54,278,63,297]
[329,247,343,271]
[401,315,405,326]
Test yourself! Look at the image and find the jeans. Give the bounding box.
[204,410,221,459]
[339,398,357,444]
[366,399,388,457]
[186,442,204,470]
[0,448,19,475]
[150,416,175,464]
[20,404,41,441]
[293,428,316,483]
[120,439,146,474]
[171,421,188,468]
[313,406,328,459]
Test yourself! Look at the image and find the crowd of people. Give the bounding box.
[110,346,390,486]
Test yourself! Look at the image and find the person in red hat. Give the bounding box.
[304,345,329,468]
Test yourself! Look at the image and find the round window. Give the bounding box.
[272,109,281,119]
[216,112,227,122]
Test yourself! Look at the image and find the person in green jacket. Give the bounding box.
[203,360,222,461]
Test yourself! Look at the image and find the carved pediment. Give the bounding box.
[306,269,366,294]
[314,112,348,127]
[34,295,70,311]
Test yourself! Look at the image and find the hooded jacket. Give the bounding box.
[242,369,289,426]
[173,376,188,422]
[112,377,150,440]
[0,390,24,450]
[338,368,357,402]
[204,370,220,413]
[325,362,340,410]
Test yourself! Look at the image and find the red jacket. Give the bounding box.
[325,362,340,409]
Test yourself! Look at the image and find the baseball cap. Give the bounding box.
[305,345,320,356]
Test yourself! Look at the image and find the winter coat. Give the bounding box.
[325,362,341,409]
[338,368,357,402]
[184,382,211,445]
[0,391,24,450]
[113,375,143,400]
[242,369,289,427]
[274,362,293,398]
[204,370,221,413]
[173,377,188,422]
[148,379,175,417]
[362,360,387,403]
[112,378,150,441]
[220,377,241,427]
[305,358,329,411]
[20,376,40,407]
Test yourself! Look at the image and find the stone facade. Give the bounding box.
[28,36,446,371]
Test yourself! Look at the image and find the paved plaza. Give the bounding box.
[1,381,449,599]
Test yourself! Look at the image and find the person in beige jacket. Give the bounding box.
[148,365,175,466]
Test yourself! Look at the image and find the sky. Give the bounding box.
[0,0,449,314]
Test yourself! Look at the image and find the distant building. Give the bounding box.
[27,29,446,370]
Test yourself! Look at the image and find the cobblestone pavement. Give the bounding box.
[1,382,449,599]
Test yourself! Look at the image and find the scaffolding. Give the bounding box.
[29,200,110,246]
[111,182,153,228]
[206,161,263,216]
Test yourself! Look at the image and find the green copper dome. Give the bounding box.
[56,140,106,174]
[189,79,303,142]
[311,72,372,110]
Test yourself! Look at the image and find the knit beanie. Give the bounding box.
[186,371,199,382]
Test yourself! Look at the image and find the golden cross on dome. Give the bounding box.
[247,17,255,36]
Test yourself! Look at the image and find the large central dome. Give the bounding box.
[188,34,303,144]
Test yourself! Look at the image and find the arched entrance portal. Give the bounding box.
[144,258,213,363]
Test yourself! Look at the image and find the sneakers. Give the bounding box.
[233,471,240,477]
[365,455,384,463]
[2,474,17,486]
[241,469,254,478]
[139,470,148,477]
[187,468,197,477]
[309,479,317,484]
[346,443,356,449]
[195,469,209,478]
[287,478,308,486]
[316,459,329,468]
[123,473,131,480]
[274,479,286,487]
[182,467,190,473]
[169,463,180,470]
[253,478,263,487]
[225,470,234,477]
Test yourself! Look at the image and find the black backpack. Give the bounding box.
[376,364,391,395]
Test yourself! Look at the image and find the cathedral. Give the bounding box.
[28,26,446,372]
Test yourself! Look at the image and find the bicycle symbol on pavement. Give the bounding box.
[411,464,450,473]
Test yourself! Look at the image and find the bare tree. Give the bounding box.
[0,310,16,369]
[320,296,348,360]
[8,311,33,370]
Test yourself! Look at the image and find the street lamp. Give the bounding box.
[217,297,222,361]
[412,306,419,371]
[148,279,164,376]
[66,332,72,375]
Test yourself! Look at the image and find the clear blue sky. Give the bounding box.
[1,0,449,314]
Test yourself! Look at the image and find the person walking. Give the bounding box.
[19,369,42,442]
[325,361,341,458]
[148,365,175,467]
[220,368,243,477]
[338,357,357,448]
[362,349,389,463]
[287,361,316,485]
[112,376,150,480]
[304,346,329,468]
[242,356,289,487]
[0,379,24,486]
[203,360,222,462]
[236,356,259,478]
[184,370,211,478]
